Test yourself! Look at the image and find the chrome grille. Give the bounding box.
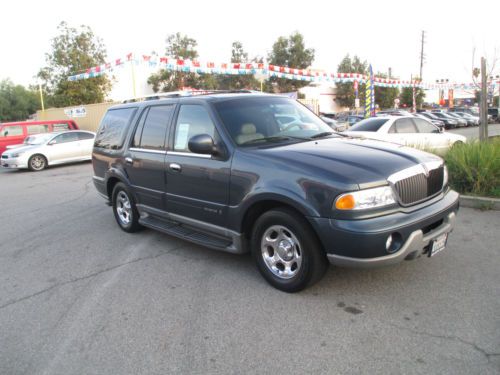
[390,164,444,206]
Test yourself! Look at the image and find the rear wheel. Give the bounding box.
[251,208,328,292]
[112,183,142,233]
[28,154,47,171]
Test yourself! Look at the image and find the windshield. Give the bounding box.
[214,96,334,146]
[349,118,389,132]
[25,133,54,145]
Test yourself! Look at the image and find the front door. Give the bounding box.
[124,105,174,210]
[48,132,81,162]
[165,104,231,227]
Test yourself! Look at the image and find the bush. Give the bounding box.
[444,139,500,198]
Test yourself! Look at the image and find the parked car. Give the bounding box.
[413,113,445,129]
[431,110,467,127]
[487,107,499,123]
[1,130,95,171]
[377,109,413,117]
[320,116,347,132]
[344,116,466,153]
[0,120,79,155]
[92,93,459,292]
[446,112,472,127]
[453,112,480,126]
[421,112,457,129]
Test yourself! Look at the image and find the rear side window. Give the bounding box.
[0,125,23,137]
[52,132,79,144]
[53,123,71,131]
[27,124,49,135]
[133,105,173,150]
[349,118,388,132]
[77,132,95,140]
[95,108,137,149]
[394,118,417,133]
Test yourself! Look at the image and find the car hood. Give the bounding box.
[255,136,442,187]
[2,144,41,156]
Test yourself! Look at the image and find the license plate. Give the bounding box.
[429,233,448,257]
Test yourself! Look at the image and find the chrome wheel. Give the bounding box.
[261,225,302,279]
[116,191,132,226]
[30,155,46,171]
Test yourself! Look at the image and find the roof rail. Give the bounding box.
[121,89,256,103]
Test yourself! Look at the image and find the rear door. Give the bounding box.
[124,104,174,210]
[48,132,81,162]
[76,131,95,158]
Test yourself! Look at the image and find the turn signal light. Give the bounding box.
[335,194,356,210]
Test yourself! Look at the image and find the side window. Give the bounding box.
[173,105,215,152]
[95,108,137,150]
[394,118,417,133]
[27,124,49,135]
[0,125,23,137]
[77,132,95,140]
[414,118,438,133]
[52,132,79,144]
[134,105,173,150]
[53,123,71,131]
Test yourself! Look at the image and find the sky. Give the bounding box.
[1,0,499,92]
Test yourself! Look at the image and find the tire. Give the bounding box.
[251,208,328,293]
[112,182,142,233]
[28,154,47,171]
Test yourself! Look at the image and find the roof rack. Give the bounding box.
[121,89,256,103]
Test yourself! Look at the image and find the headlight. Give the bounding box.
[443,165,448,187]
[334,186,396,210]
[11,152,24,158]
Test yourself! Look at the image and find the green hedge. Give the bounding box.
[444,139,500,198]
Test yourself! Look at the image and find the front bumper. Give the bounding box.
[309,189,460,268]
[0,157,28,169]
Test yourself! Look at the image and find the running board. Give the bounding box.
[139,215,245,254]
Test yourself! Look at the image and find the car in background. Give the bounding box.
[453,112,479,126]
[1,130,95,171]
[432,110,467,127]
[344,116,466,153]
[377,109,413,117]
[446,112,472,127]
[0,120,79,155]
[413,113,445,129]
[320,116,347,132]
[487,108,499,123]
[422,112,458,129]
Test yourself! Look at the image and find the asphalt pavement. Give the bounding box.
[0,163,499,375]
[448,123,500,140]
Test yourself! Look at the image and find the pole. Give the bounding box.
[480,57,488,141]
[419,31,425,80]
[130,57,137,99]
[38,83,45,112]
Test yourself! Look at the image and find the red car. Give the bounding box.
[0,120,79,154]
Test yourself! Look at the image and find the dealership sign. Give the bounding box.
[64,107,87,118]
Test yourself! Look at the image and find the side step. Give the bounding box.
[139,215,235,252]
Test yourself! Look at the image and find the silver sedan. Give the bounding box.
[0,131,95,171]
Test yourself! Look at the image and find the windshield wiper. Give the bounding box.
[241,136,302,145]
[310,131,335,139]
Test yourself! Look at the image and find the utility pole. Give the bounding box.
[419,31,425,79]
[480,57,488,141]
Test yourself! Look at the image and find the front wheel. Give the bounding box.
[112,183,142,233]
[251,208,328,292]
[28,154,47,171]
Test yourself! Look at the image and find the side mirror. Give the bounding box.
[48,140,56,145]
[188,134,217,155]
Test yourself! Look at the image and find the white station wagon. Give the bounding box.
[1,130,95,171]
[344,116,466,153]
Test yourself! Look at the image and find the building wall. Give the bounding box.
[36,102,117,132]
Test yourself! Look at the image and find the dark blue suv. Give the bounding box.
[92,92,459,292]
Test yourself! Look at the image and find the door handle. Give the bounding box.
[169,163,181,172]
[125,157,134,165]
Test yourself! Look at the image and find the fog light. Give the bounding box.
[386,235,393,250]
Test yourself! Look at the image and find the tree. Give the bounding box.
[148,33,204,92]
[374,72,399,109]
[38,21,110,107]
[400,83,426,109]
[0,80,40,122]
[217,41,260,90]
[334,55,368,109]
[267,32,315,92]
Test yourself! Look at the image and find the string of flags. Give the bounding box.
[67,53,500,90]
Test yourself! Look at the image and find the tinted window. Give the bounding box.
[394,118,417,133]
[0,125,23,137]
[27,124,49,135]
[136,105,173,150]
[53,123,71,131]
[95,108,137,149]
[349,118,388,132]
[174,105,215,152]
[52,132,79,144]
[77,132,95,140]
[414,118,438,133]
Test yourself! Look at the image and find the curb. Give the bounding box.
[459,195,500,210]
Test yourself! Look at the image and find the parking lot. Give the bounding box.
[0,163,499,374]
[448,123,500,140]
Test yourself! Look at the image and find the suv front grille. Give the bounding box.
[391,164,444,206]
